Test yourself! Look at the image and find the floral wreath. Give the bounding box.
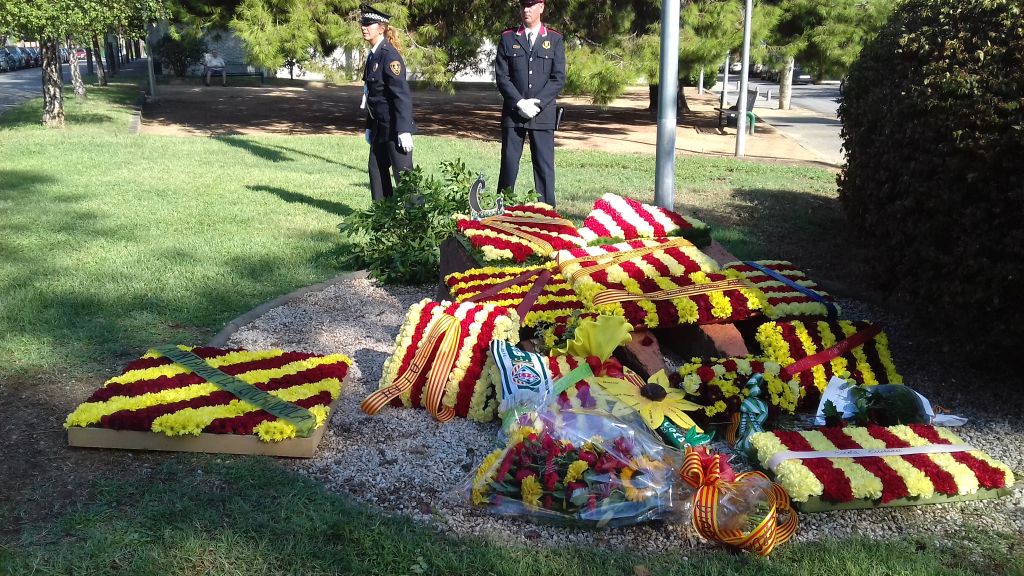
[64,346,351,442]
[751,424,1015,505]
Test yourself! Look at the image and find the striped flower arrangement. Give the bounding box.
[555,239,762,329]
[373,299,520,422]
[64,347,351,442]
[578,193,711,247]
[751,425,1015,506]
[455,203,585,264]
[722,260,841,320]
[756,320,902,409]
[443,262,584,330]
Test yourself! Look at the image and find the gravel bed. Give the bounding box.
[227,277,1023,553]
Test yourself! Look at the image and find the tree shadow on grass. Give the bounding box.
[690,187,862,289]
[217,135,291,162]
[3,456,1020,575]
[248,185,355,218]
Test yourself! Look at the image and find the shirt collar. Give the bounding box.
[516,24,547,38]
[370,37,385,54]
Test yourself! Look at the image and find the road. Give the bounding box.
[716,74,845,165]
[0,62,98,116]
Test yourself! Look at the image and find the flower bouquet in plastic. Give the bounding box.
[466,406,690,528]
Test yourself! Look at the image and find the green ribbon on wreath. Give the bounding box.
[154,345,317,437]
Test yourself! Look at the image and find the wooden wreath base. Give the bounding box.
[67,404,336,458]
[796,487,1012,513]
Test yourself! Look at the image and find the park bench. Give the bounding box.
[716,89,758,134]
[201,61,265,85]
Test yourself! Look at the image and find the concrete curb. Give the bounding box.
[208,269,370,348]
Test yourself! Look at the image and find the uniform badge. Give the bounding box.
[543,40,551,49]
[373,62,379,72]
[389,61,402,76]
[512,44,521,49]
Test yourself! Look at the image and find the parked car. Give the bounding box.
[24,47,41,67]
[59,47,69,63]
[4,46,25,69]
[729,61,743,73]
[0,53,10,72]
[792,65,813,84]
[74,47,87,59]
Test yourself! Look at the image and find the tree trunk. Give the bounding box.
[91,36,108,85]
[778,56,794,110]
[647,83,691,115]
[67,39,86,97]
[41,40,64,127]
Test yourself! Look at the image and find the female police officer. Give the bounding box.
[360,4,415,201]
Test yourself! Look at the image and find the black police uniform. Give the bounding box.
[494,24,565,206]
[364,39,415,201]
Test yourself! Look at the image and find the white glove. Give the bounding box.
[516,99,541,119]
[365,129,371,144]
[397,132,413,152]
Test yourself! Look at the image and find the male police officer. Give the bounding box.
[494,0,565,206]
[360,4,415,201]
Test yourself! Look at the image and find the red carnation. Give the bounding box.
[514,469,538,483]
[578,450,598,466]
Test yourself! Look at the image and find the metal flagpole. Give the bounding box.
[735,0,753,156]
[654,0,681,210]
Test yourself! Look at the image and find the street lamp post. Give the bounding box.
[654,0,681,210]
[735,0,753,156]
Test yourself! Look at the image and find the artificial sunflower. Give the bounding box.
[596,369,705,433]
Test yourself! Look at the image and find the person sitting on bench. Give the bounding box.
[205,50,226,86]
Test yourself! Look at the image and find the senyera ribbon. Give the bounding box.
[361,313,461,422]
[480,214,574,257]
[680,448,798,556]
[466,267,553,324]
[556,237,696,283]
[778,324,881,381]
[591,278,749,306]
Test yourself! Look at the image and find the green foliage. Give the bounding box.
[564,45,631,105]
[338,160,476,285]
[230,0,347,71]
[838,0,1024,357]
[152,31,207,76]
[772,0,892,79]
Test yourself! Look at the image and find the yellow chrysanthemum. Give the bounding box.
[565,460,589,484]
[521,474,542,507]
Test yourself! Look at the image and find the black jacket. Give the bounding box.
[364,39,415,143]
[495,25,566,130]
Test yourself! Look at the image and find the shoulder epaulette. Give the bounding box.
[545,28,563,36]
[502,28,517,35]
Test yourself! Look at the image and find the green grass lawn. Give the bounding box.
[2,78,1017,576]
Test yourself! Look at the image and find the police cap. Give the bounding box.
[360,4,390,26]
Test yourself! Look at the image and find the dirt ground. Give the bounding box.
[140,80,836,168]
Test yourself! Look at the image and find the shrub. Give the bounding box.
[152,33,207,77]
[338,160,533,285]
[838,0,1024,355]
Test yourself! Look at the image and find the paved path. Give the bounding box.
[711,79,845,165]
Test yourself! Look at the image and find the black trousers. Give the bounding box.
[498,126,556,206]
[368,139,413,201]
